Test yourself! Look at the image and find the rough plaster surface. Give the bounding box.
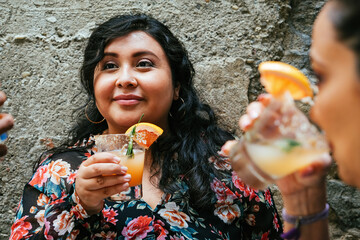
[0,0,359,239]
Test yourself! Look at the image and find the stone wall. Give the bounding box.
[0,0,359,239]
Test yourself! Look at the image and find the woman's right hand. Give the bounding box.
[75,152,130,215]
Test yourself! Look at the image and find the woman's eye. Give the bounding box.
[103,63,118,70]
[137,60,154,68]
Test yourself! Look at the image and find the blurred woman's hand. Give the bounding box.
[223,93,331,211]
[75,152,130,215]
[0,91,14,157]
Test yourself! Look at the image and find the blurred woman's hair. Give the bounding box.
[330,0,360,72]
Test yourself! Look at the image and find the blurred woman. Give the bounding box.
[226,0,360,239]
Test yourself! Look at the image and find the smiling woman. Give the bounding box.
[10,14,282,239]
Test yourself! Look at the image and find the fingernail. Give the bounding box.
[249,110,259,119]
[124,174,131,181]
[113,157,121,163]
[121,166,128,172]
[301,166,314,177]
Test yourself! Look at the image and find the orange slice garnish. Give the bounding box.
[258,61,313,100]
[125,122,163,149]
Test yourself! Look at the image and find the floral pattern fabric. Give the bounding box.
[11,141,283,239]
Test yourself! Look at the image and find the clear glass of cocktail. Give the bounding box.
[240,92,329,185]
[228,61,330,189]
[94,134,145,201]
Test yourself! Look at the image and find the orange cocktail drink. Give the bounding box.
[108,148,145,187]
[94,134,145,201]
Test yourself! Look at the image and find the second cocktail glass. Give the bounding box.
[229,61,329,189]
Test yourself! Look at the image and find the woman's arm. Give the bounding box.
[277,164,330,240]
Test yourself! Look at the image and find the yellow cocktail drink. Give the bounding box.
[245,142,327,179]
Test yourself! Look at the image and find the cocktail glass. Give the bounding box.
[233,92,329,188]
[94,134,145,201]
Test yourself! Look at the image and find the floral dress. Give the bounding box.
[10,139,283,240]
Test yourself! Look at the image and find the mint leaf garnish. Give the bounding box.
[274,139,301,153]
[126,114,144,157]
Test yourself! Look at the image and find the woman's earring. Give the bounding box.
[85,104,105,124]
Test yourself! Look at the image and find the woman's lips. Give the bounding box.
[113,94,143,106]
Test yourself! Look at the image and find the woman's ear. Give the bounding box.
[173,83,180,100]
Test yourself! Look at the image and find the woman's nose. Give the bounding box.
[115,68,138,88]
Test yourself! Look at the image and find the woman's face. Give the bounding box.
[310,2,360,187]
[93,31,179,134]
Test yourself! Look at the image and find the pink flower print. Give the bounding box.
[29,165,50,187]
[94,231,117,240]
[44,219,54,240]
[121,215,153,240]
[66,229,80,240]
[211,179,237,204]
[273,213,280,231]
[35,210,45,233]
[153,220,168,240]
[245,213,256,226]
[214,203,241,224]
[30,206,37,214]
[261,231,270,240]
[48,160,71,185]
[71,203,88,220]
[252,204,260,212]
[232,171,246,191]
[264,189,273,205]
[208,156,231,171]
[232,172,260,202]
[37,193,50,207]
[67,171,77,185]
[102,208,118,225]
[53,211,74,236]
[10,216,32,240]
[158,202,190,228]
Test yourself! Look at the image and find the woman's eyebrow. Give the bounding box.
[103,52,118,57]
[132,51,160,60]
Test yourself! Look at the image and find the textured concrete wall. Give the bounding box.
[0,0,359,239]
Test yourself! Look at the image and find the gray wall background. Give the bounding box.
[0,0,359,239]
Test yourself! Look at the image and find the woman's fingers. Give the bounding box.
[225,140,269,190]
[83,173,131,191]
[296,153,332,183]
[81,152,121,167]
[0,91,6,106]
[79,152,127,178]
[81,162,127,179]
[221,140,238,156]
[239,102,265,131]
[0,113,14,134]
